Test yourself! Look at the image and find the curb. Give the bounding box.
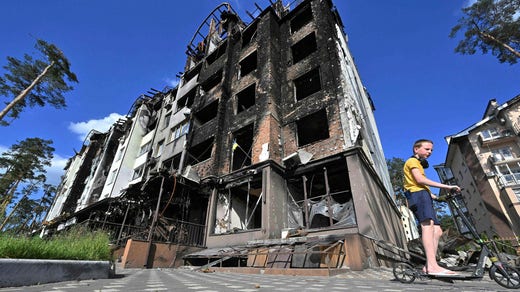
[0,259,113,288]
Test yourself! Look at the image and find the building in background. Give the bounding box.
[43,0,408,272]
[437,96,520,250]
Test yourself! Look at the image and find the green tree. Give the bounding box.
[0,39,78,125]
[386,157,406,205]
[0,138,54,219]
[450,0,520,64]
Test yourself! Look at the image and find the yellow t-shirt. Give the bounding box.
[403,157,431,193]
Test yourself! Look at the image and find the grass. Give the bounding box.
[0,226,112,261]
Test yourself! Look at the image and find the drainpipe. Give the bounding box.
[144,174,166,268]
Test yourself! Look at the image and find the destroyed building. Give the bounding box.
[43,0,408,272]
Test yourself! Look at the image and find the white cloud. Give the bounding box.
[45,153,69,186]
[68,113,125,141]
[165,76,180,88]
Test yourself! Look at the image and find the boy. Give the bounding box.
[403,139,460,275]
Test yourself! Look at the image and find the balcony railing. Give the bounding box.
[80,218,206,247]
[497,173,520,188]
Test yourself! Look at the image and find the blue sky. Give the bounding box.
[1,0,520,191]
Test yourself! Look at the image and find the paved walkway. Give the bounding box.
[0,267,507,291]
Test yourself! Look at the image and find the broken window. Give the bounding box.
[176,88,196,112]
[194,100,219,125]
[206,42,227,66]
[242,22,257,48]
[239,51,257,78]
[162,153,181,173]
[214,175,262,234]
[286,160,354,230]
[294,67,321,101]
[296,109,329,147]
[235,83,256,114]
[291,32,317,64]
[290,5,313,34]
[231,124,254,171]
[201,70,222,93]
[186,137,214,165]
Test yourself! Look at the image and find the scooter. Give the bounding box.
[393,189,520,289]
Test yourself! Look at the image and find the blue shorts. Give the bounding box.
[405,190,440,225]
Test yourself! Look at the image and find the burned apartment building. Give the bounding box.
[43,0,408,272]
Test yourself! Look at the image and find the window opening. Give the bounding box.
[163,112,172,129]
[176,88,196,112]
[291,32,317,64]
[236,84,256,114]
[201,70,222,93]
[242,22,257,48]
[285,161,354,230]
[239,51,257,78]
[138,142,151,157]
[206,42,227,66]
[231,124,254,171]
[186,137,214,165]
[162,153,182,173]
[183,63,202,83]
[296,109,329,147]
[290,5,313,33]
[155,140,165,157]
[169,120,190,142]
[294,67,321,101]
[194,100,219,125]
[214,175,262,234]
[132,164,145,180]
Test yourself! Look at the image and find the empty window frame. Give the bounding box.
[162,153,182,172]
[291,32,317,64]
[239,51,257,78]
[186,137,214,165]
[206,42,227,66]
[231,124,254,171]
[290,5,313,33]
[201,70,222,93]
[176,88,196,112]
[294,67,321,101]
[183,63,202,84]
[214,175,263,234]
[242,22,258,48]
[285,161,353,230]
[194,100,219,125]
[296,109,329,147]
[236,84,256,114]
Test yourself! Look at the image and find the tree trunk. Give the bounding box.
[479,31,520,58]
[0,61,55,121]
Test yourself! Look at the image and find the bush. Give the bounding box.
[0,226,112,261]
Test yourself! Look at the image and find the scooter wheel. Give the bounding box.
[393,262,416,284]
[489,264,520,289]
